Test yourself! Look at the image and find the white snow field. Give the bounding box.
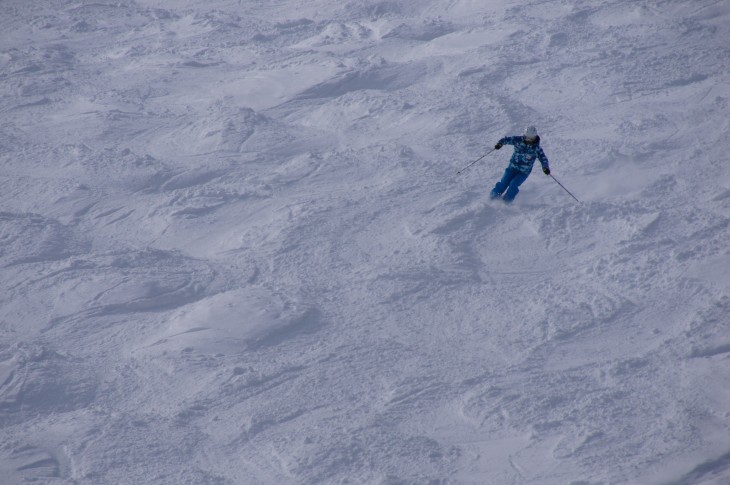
[2,0,730,483]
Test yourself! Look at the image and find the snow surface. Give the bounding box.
[2,0,730,483]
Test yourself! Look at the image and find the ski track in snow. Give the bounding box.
[2,0,730,484]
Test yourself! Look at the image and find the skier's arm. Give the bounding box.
[538,147,550,174]
[499,136,520,146]
[495,136,520,150]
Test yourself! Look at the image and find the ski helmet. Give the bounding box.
[524,126,538,144]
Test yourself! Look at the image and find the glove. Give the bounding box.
[494,143,503,150]
[543,166,551,175]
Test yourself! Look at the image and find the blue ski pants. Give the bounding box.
[491,167,529,203]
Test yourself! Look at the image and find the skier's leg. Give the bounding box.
[502,172,529,203]
[491,168,516,199]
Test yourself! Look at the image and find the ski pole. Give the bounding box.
[456,148,496,175]
[549,174,580,203]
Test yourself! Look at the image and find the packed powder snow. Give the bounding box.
[1,1,730,483]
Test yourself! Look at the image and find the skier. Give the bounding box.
[490,126,550,203]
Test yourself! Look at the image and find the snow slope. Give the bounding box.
[2,0,730,483]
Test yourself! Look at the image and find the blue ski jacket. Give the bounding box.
[498,135,550,175]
